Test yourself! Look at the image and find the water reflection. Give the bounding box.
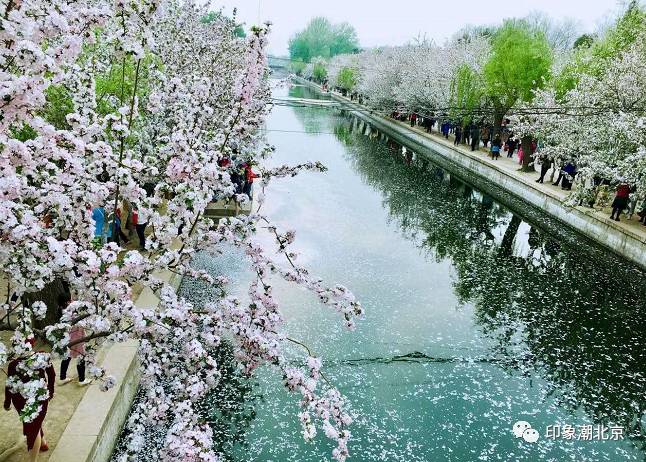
[278,84,332,135]
[198,343,260,461]
[334,113,646,451]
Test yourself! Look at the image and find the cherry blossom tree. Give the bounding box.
[326,36,489,120]
[515,34,646,204]
[355,47,404,111]
[1,0,363,460]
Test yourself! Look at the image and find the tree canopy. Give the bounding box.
[555,0,646,97]
[483,20,553,113]
[337,67,358,91]
[288,17,359,63]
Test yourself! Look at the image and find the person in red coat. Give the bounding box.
[217,156,231,168]
[4,339,55,460]
[242,163,259,199]
[610,183,631,221]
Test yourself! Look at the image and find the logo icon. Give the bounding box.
[513,421,540,443]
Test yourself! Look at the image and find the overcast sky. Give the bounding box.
[210,0,622,55]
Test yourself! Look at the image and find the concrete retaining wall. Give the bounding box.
[344,100,646,269]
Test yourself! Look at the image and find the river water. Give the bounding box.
[179,82,646,462]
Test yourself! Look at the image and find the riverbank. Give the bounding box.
[0,262,182,462]
[50,252,185,462]
[292,76,646,270]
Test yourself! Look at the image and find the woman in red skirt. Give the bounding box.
[3,340,55,462]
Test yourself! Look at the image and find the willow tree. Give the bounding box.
[483,21,552,170]
[307,57,328,83]
[450,64,485,139]
[336,67,358,93]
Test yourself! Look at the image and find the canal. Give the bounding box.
[124,82,646,461]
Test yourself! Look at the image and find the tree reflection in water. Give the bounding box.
[335,114,646,451]
[110,341,259,462]
[197,342,260,461]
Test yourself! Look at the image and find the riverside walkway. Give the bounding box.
[292,77,646,269]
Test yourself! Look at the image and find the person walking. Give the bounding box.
[4,338,55,462]
[470,125,480,151]
[243,162,259,199]
[610,183,631,221]
[111,208,130,245]
[230,162,244,195]
[59,326,91,386]
[480,126,490,148]
[561,162,576,190]
[92,206,107,244]
[454,125,462,146]
[490,135,502,159]
[134,206,149,250]
[535,155,552,183]
[441,121,450,139]
[637,201,646,226]
[506,137,518,158]
[410,113,417,127]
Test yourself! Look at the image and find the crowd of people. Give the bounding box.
[389,110,646,225]
[89,155,259,251]
[91,198,151,249]
[217,156,259,200]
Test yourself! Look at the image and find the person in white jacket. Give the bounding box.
[135,206,149,250]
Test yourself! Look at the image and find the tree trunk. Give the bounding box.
[520,135,534,172]
[22,278,69,332]
[499,215,522,258]
[492,109,505,139]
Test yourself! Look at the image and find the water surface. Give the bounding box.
[189,82,646,462]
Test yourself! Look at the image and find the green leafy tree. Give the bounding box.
[450,64,484,132]
[483,20,552,170]
[336,67,358,92]
[42,85,74,130]
[312,62,328,83]
[288,17,359,63]
[290,58,306,76]
[555,1,646,97]
[573,33,595,49]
